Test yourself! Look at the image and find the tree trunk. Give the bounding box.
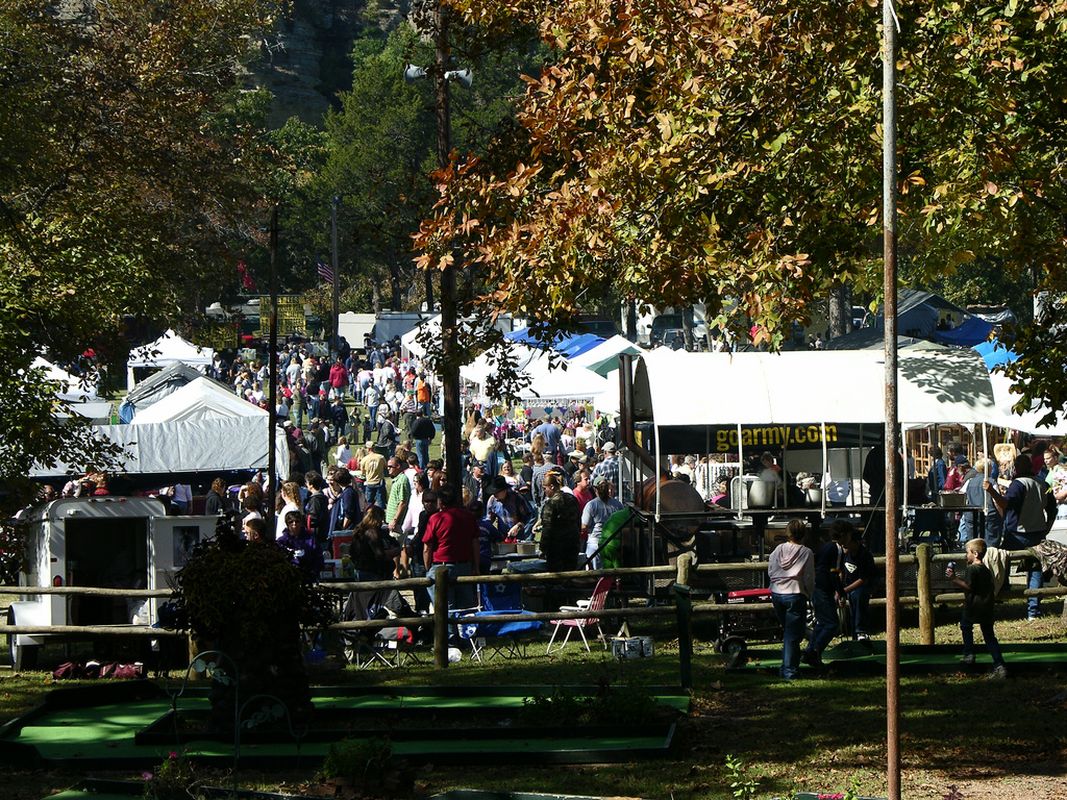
[371,274,381,315]
[626,299,637,340]
[828,284,853,339]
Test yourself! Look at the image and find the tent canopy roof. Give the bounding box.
[131,377,266,425]
[633,345,999,431]
[128,329,213,368]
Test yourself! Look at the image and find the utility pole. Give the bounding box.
[267,204,279,531]
[331,196,341,356]
[433,2,462,490]
[882,2,901,799]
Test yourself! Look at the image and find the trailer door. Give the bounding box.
[65,517,149,626]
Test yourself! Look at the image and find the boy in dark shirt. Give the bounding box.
[946,538,1006,679]
[841,528,876,642]
[801,520,848,668]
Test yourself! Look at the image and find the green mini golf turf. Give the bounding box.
[2,687,686,767]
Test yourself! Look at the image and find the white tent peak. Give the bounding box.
[127,329,214,392]
[130,377,266,425]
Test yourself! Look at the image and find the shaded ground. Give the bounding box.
[0,601,1064,799]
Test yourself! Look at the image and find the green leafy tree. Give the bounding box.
[0,0,277,511]
[416,0,1065,408]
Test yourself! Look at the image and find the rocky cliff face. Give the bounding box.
[247,0,408,127]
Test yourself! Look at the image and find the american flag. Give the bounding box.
[316,261,335,284]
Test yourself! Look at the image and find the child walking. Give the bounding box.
[946,538,1007,680]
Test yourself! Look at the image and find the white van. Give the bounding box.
[7,497,217,669]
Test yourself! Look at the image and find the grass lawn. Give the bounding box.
[0,600,1064,800]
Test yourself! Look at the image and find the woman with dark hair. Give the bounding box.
[349,506,399,581]
[204,477,228,515]
[278,511,323,577]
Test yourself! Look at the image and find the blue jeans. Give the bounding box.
[427,562,475,611]
[847,585,871,638]
[772,593,807,680]
[806,588,838,657]
[1003,530,1044,618]
[415,439,430,470]
[961,608,1004,667]
[364,483,386,508]
[409,562,430,613]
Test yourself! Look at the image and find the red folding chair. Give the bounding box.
[545,577,614,653]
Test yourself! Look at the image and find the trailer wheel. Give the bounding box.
[7,609,39,671]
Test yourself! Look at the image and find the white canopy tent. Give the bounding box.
[631,345,1006,517]
[989,372,1067,436]
[31,416,290,478]
[460,345,610,406]
[33,357,112,421]
[633,345,1000,430]
[131,377,265,425]
[126,329,214,392]
[400,315,440,360]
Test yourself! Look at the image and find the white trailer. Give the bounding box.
[7,497,217,669]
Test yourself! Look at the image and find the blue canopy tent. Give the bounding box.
[933,315,993,347]
[504,328,604,358]
[972,338,1019,371]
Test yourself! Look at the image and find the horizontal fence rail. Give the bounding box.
[0,547,1061,669]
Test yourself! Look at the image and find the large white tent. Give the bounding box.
[131,377,264,425]
[460,344,610,406]
[31,416,289,478]
[126,329,214,392]
[631,345,1004,456]
[989,372,1067,436]
[34,376,290,478]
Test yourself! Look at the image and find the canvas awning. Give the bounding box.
[126,329,214,392]
[131,377,266,425]
[632,345,1001,453]
[570,335,645,377]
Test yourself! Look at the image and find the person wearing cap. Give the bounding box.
[564,450,586,483]
[581,475,623,569]
[385,456,411,536]
[590,441,619,490]
[486,474,533,541]
[944,454,971,493]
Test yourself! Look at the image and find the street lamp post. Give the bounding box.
[406,4,472,497]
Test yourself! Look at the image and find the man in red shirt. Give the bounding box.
[422,484,480,609]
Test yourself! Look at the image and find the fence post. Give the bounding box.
[433,568,450,669]
[916,543,934,645]
[674,553,694,690]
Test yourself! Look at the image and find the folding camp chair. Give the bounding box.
[457,582,542,662]
[341,588,425,669]
[545,577,614,654]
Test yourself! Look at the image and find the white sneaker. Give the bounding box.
[958,654,975,665]
[986,665,1007,680]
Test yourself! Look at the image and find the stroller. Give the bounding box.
[341,587,428,668]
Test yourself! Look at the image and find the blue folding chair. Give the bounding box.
[457,583,542,661]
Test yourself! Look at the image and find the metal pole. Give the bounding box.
[434,2,462,491]
[882,2,902,797]
[267,204,279,531]
[331,196,341,357]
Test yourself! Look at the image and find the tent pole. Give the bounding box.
[736,423,744,519]
[820,422,828,517]
[901,423,908,511]
[655,420,662,522]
